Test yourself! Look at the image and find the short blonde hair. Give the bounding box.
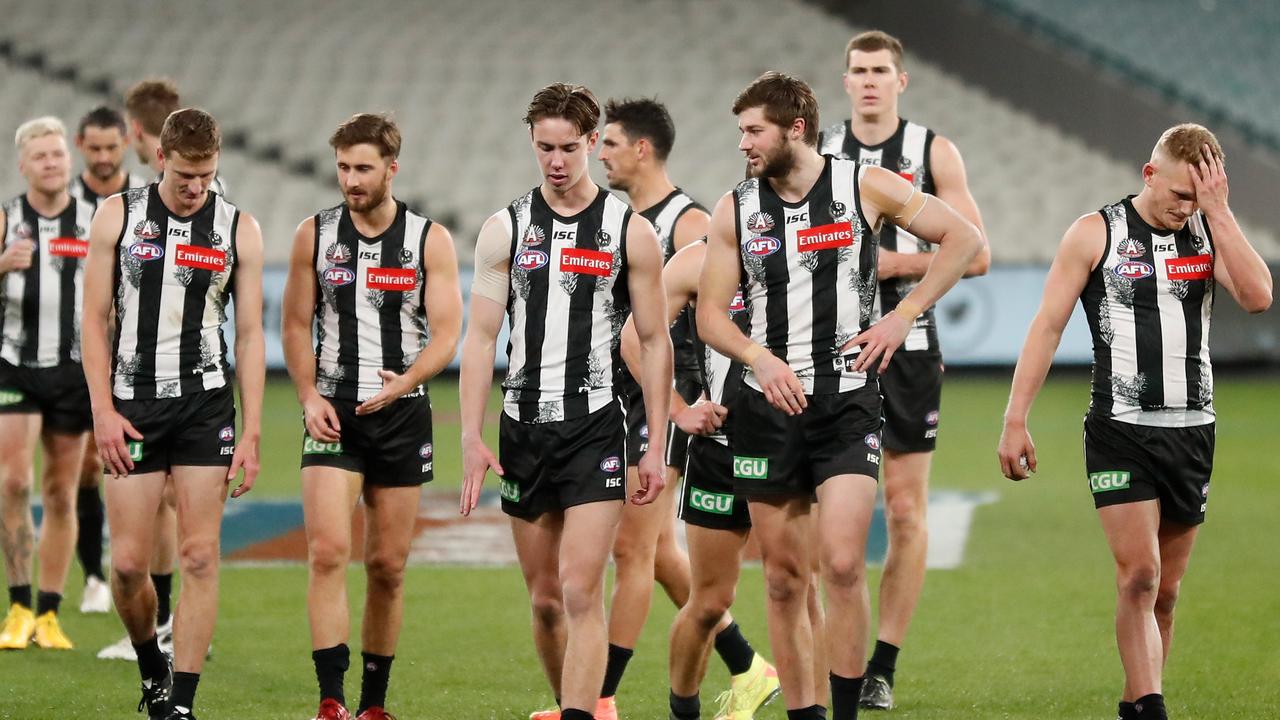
[15,116,66,150]
[1155,123,1224,165]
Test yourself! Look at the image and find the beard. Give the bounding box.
[748,138,797,180]
[344,178,390,212]
[91,161,121,181]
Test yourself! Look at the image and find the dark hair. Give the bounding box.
[159,108,220,161]
[525,83,600,137]
[78,106,127,138]
[124,78,181,136]
[329,113,402,159]
[731,71,819,146]
[604,97,676,161]
[845,30,905,72]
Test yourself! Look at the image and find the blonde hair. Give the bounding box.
[1155,123,1224,165]
[15,116,66,150]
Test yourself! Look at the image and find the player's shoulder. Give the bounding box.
[818,119,847,143]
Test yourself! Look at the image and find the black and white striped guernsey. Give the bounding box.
[819,118,939,352]
[735,155,878,395]
[1082,197,1215,427]
[1,195,95,367]
[639,188,704,378]
[688,258,751,447]
[503,186,632,423]
[313,201,432,402]
[112,184,238,399]
[69,172,148,210]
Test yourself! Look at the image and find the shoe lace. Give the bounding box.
[713,688,736,718]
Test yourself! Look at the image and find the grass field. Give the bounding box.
[1,373,1277,719]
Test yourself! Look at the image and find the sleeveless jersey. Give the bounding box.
[69,172,148,210]
[639,188,705,378]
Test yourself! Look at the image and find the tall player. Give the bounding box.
[125,79,228,192]
[82,108,264,720]
[998,126,1271,720]
[0,117,95,651]
[70,105,148,615]
[698,72,981,720]
[282,114,462,720]
[459,83,672,720]
[594,97,776,717]
[817,30,990,710]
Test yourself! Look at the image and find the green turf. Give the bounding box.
[2,374,1277,718]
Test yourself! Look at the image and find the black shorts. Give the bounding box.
[499,401,627,519]
[880,351,943,453]
[679,436,751,531]
[0,361,92,434]
[112,386,236,475]
[299,392,434,487]
[624,373,703,471]
[728,383,883,498]
[1083,413,1215,525]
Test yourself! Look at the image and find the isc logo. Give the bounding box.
[745,237,781,257]
[129,242,164,261]
[1112,261,1153,280]
[516,249,549,270]
[323,266,355,286]
[552,230,576,241]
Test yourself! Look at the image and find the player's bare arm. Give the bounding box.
[356,222,463,415]
[1189,145,1272,314]
[81,195,140,477]
[458,212,510,516]
[997,213,1104,480]
[849,164,982,373]
[670,205,709,254]
[281,217,342,444]
[625,213,674,505]
[228,212,266,497]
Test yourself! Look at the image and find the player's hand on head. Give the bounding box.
[752,352,807,416]
[997,422,1037,481]
[633,449,666,505]
[302,394,341,442]
[355,369,411,416]
[227,432,260,498]
[460,437,503,516]
[847,312,911,374]
[1189,144,1229,216]
[93,408,142,478]
[675,400,728,436]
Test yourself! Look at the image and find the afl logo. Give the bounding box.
[1112,261,1154,280]
[600,456,622,473]
[419,443,433,459]
[1116,238,1145,258]
[729,291,746,313]
[323,266,355,286]
[745,236,781,257]
[516,249,549,271]
[134,220,161,240]
[925,410,939,426]
[864,433,881,450]
[129,242,164,261]
[523,225,545,246]
[218,426,234,442]
[746,211,774,233]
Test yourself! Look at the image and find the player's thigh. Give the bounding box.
[1156,519,1199,590]
[302,466,363,554]
[882,450,932,507]
[103,471,169,563]
[615,465,674,556]
[747,495,813,570]
[511,512,565,596]
[38,429,89,485]
[560,499,624,590]
[1097,500,1162,573]
[0,413,40,483]
[815,473,877,566]
[362,483,423,565]
[170,464,233,540]
[686,524,748,595]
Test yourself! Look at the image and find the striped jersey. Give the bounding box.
[819,118,939,352]
[503,186,632,423]
[689,273,751,446]
[0,195,95,367]
[735,155,878,395]
[313,201,432,402]
[111,184,238,399]
[638,188,704,378]
[1082,197,1215,426]
[69,172,148,210]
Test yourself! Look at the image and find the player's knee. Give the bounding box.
[1,470,31,500]
[1116,564,1159,603]
[612,532,655,572]
[529,587,563,629]
[179,537,220,579]
[884,492,926,534]
[111,556,149,591]
[823,553,866,592]
[560,575,603,618]
[365,551,407,592]
[307,536,349,576]
[40,482,75,517]
[1155,581,1180,618]
[762,561,807,605]
[691,590,734,628]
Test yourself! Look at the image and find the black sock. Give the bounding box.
[1134,694,1167,720]
[787,706,827,720]
[561,709,593,720]
[358,651,395,713]
[35,591,61,615]
[133,634,168,684]
[669,689,701,720]
[170,672,199,714]
[151,573,173,626]
[866,640,899,686]
[1118,701,1138,720]
[600,643,633,698]
[714,623,756,676]
[8,584,31,609]
[76,486,106,580]
[312,644,350,705]
[830,673,865,720]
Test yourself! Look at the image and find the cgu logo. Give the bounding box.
[732,456,768,479]
[690,488,733,515]
[516,249,549,271]
[129,242,164,261]
[745,236,781,257]
[729,291,746,313]
[1112,261,1153,280]
[323,266,356,286]
[599,456,622,473]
